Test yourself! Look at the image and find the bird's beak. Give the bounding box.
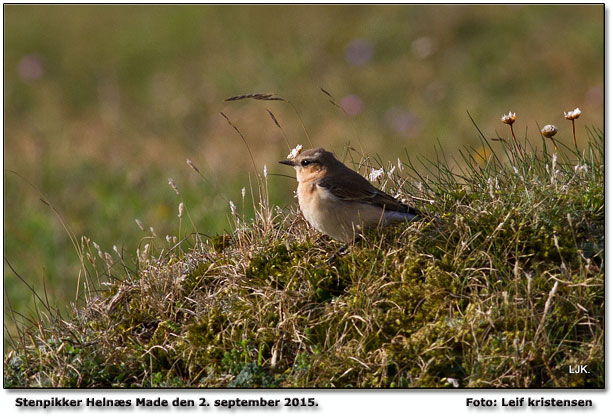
[279,160,296,166]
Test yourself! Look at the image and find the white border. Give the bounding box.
[2,1,609,417]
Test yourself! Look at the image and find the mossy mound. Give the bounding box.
[5,136,604,388]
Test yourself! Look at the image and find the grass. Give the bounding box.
[3,5,604,324]
[4,117,604,388]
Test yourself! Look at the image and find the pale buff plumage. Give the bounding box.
[280,148,419,243]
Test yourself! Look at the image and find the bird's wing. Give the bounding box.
[318,170,417,214]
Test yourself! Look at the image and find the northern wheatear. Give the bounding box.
[280,147,419,243]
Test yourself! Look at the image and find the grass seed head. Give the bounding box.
[168,178,180,195]
[186,159,201,174]
[135,219,145,231]
[501,111,516,125]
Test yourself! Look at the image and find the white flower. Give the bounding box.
[368,168,384,182]
[287,144,303,159]
[541,124,558,138]
[501,112,516,125]
[564,107,581,120]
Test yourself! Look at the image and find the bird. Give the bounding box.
[279,147,419,243]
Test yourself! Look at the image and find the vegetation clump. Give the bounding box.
[4,127,603,388]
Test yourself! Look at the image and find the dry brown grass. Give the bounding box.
[4,126,604,388]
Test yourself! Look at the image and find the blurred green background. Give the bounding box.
[3,5,603,331]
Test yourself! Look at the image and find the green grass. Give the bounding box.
[3,5,604,324]
[4,127,603,388]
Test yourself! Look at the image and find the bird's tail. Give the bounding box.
[384,210,420,224]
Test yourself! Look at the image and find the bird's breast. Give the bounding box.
[296,181,349,240]
[296,181,322,219]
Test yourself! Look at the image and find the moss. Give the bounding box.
[4,353,27,387]
[183,262,212,294]
[228,362,281,388]
[306,256,351,303]
[5,136,604,388]
[246,243,294,286]
[145,320,181,370]
[245,241,352,302]
[211,234,232,252]
[187,309,226,347]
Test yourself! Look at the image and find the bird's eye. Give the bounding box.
[301,159,312,166]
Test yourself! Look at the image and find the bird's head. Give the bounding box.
[279,147,338,182]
